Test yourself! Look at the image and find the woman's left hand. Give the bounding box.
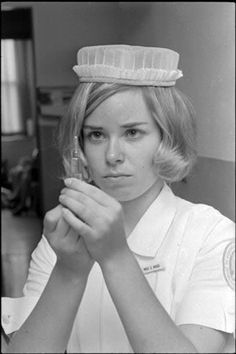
[59,178,129,266]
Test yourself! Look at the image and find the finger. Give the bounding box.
[59,194,96,226]
[43,204,63,233]
[61,207,92,238]
[63,224,81,243]
[56,214,71,236]
[64,178,114,207]
[60,188,100,212]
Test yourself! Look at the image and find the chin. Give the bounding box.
[112,193,135,202]
[102,185,146,203]
[102,188,135,202]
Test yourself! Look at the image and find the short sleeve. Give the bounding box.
[23,234,57,296]
[175,216,235,336]
[1,235,57,335]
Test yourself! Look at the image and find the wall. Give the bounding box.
[117,2,235,220]
[2,2,122,214]
[3,2,122,87]
[3,2,235,220]
[172,157,235,222]
[5,2,234,160]
[37,116,64,215]
[118,2,235,162]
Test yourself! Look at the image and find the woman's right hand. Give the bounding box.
[43,204,94,281]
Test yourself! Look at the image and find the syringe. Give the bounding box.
[71,136,83,180]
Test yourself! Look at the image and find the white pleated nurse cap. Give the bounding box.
[73,44,183,86]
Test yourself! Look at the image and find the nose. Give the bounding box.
[105,138,125,166]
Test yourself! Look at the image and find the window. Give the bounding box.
[1,8,35,136]
[1,39,34,134]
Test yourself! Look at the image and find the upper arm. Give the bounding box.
[179,324,230,353]
[1,236,57,338]
[174,216,235,353]
[22,235,56,296]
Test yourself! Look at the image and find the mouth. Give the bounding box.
[104,174,131,178]
[103,174,132,183]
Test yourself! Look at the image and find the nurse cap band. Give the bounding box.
[73,45,183,86]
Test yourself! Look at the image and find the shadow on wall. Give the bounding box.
[172,156,235,222]
[118,2,154,38]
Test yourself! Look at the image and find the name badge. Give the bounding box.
[143,263,165,274]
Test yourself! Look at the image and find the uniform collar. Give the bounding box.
[127,183,177,258]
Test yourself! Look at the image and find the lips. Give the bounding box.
[104,174,131,178]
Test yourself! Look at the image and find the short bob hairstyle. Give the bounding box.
[57,82,197,183]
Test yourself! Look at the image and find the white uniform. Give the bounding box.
[2,184,235,352]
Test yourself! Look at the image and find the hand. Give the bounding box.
[59,178,130,266]
[43,204,94,280]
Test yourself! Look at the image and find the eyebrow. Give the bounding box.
[83,122,148,130]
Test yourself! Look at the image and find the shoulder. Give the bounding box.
[169,192,235,267]
[173,193,234,237]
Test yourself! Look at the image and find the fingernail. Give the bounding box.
[64,178,72,187]
[59,194,65,202]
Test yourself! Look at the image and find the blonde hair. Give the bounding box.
[57,83,197,183]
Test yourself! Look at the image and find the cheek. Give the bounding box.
[84,142,94,159]
[84,145,103,173]
[84,140,158,174]
[136,146,157,169]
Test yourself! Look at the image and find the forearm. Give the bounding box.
[6,262,88,353]
[101,249,197,353]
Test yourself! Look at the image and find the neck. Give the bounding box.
[121,179,164,237]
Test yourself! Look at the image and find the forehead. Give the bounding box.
[85,88,154,126]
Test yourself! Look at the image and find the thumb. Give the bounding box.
[56,214,70,236]
[43,204,63,234]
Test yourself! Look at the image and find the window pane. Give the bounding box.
[1,39,34,135]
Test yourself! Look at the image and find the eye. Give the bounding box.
[86,131,105,142]
[125,128,142,138]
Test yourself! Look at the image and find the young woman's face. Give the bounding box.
[83,89,162,202]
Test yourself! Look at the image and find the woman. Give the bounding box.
[2,45,235,353]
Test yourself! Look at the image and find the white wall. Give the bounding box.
[118,2,235,162]
[3,2,121,87]
[2,2,235,219]
[3,2,235,162]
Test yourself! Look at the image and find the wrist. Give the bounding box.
[100,245,134,275]
[54,260,90,287]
